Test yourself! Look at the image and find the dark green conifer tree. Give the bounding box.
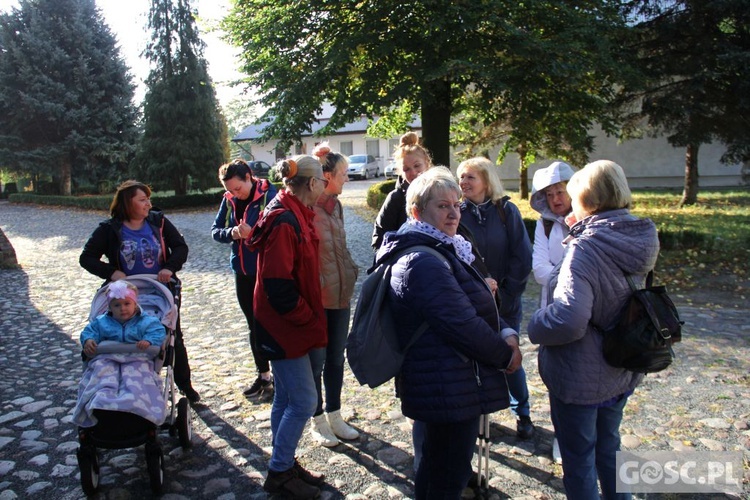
[0,0,138,195]
[136,0,227,195]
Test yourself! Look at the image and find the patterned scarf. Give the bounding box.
[399,219,475,265]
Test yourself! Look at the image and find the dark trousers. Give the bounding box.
[173,315,192,390]
[235,272,270,374]
[414,417,479,500]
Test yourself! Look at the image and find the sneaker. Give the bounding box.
[327,410,359,440]
[552,437,562,464]
[516,415,535,440]
[181,386,200,404]
[310,414,339,447]
[293,458,325,486]
[243,375,274,398]
[264,467,320,499]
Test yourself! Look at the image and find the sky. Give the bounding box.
[0,0,246,107]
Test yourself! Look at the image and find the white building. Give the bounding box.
[233,106,745,189]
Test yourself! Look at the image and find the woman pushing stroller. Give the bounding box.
[79,180,200,403]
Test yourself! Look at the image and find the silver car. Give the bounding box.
[384,160,397,180]
[347,154,380,180]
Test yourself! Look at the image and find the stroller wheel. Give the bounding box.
[77,447,100,496]
[145,443,164,494]
[177,397,192,449]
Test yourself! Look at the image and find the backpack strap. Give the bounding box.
[543,219,555,239]
[390,245,450,351]
[625,270,654,291]
[494,197,508,225]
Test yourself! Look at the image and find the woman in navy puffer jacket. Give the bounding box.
[375,167,521,499]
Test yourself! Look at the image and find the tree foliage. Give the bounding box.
[224,0,633,195]
[619,0,750,206]
[0,0,138,195]
[135,0,228,195]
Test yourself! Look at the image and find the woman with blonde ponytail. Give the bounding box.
[307,142,360,448]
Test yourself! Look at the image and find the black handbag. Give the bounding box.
[601,271,683,374]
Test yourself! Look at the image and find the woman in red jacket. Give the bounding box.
[247,155,328,499]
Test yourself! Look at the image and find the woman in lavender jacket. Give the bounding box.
[528,160,659,500]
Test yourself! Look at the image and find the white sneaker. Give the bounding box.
[552,437,562,464]
[327,410,359,440]
[310,414,339,447]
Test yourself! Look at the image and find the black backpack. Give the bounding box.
[601,271,683,373]
[346,245,449,389]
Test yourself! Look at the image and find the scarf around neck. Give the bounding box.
[399,219,475,265]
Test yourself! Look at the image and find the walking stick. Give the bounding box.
[482,413,490,490]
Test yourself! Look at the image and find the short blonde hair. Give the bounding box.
[405,166,461,217]
[456,157,505,202]
[567,160,631,217]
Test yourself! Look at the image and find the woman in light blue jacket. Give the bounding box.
[528,160,659,500]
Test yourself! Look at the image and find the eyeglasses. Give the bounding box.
[314,177,329,188]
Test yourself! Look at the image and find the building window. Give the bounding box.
[340,141,353,156]
[366,139,380,159]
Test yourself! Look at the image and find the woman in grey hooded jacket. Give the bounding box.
[530,161,576,308]
[528,160,659,500]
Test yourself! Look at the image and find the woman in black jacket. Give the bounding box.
[371,131,431,249]
[79,180,199,403]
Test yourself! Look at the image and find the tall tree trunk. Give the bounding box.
[679,143,699,207]
[174,174,188,196]
[420,79,452,168]
[517,143,529,200]
[59,160,72,196]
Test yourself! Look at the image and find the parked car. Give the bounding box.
[347,154,380,180]
[248,160,273,179]
[384,160,398,180]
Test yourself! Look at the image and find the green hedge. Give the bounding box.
[367,179,396,210]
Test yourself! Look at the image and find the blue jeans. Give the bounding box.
[504,317,530,418]
[309,307,350,415]
[414,417,479,500]
[506,366,530,417]
[549,393,631,500]
[268,355,317,472]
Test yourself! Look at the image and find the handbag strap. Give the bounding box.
[626,270,671,341]
[625,270,654,292]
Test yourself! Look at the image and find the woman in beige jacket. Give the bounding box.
[309,143,360,447]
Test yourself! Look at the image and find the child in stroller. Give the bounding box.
[73,280,167,427]
[74,276,192,495]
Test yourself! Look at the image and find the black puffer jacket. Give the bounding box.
[376,229,515,423]
[80,210,188,282]
[371,176,409,249]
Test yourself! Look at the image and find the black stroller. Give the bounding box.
[75,275,192,495]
